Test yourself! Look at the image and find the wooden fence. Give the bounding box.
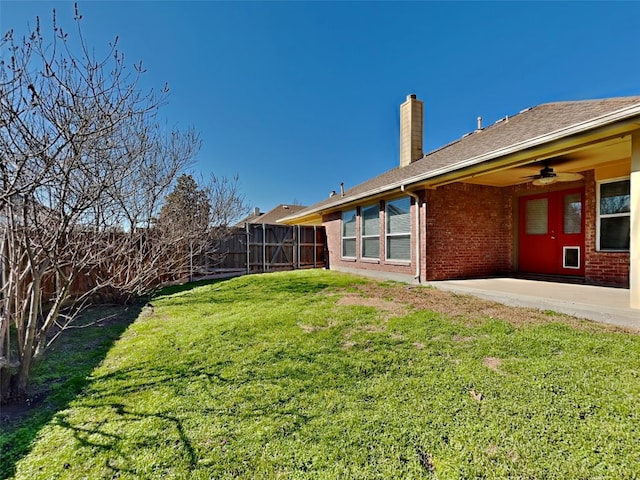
[212,224,327,275]
[0,224,327,306]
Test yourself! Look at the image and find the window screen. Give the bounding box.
[526,198,548,235]
[342,209,357,257]
[386,197,411,261]
[600,180,630,215]
[361,204,380,259]
[598,180,630,251]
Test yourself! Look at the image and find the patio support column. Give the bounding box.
[630,133,640,308]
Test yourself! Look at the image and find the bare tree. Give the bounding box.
[157,173,248,283]
[202,173,249,272]
[0,5,200,401]
[157,173,210,283]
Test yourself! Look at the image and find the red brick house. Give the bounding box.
[280,95,640,309]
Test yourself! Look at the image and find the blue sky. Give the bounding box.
[2,1,640,212]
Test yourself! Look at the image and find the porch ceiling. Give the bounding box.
[462,134,632,187]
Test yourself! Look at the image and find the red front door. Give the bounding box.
[518,188,585,276]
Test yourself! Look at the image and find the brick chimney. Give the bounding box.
[399,94,424,167]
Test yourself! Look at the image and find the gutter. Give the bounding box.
[401,185,421,283]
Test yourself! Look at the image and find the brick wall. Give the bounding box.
[321,171,629,287]
[424,183,512,280]
[323,210,343,268]
[322,185,511,282]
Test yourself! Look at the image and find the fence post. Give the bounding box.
[262,223,266,273]
[296,225,300,270]
[245,223,250,275]
[313,225,317,268]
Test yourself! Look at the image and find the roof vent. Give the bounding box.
[476,116,482,130]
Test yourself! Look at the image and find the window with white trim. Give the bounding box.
[598,178,630,251]
[386,197,411,261]
[342,209,357,258]
[361,204,380,259]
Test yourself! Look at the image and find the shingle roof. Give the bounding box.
[240,204,307,225]
[282,96,640,222]
[234,210,263,226]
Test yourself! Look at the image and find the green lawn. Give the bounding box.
[2,270,640,479]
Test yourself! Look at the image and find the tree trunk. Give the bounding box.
[14,274,42,399]
[0,360,22,402]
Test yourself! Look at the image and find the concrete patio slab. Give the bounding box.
[428,278,639,330]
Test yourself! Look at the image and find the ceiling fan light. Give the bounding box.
[557,172,584,182]
[532,176,557,186]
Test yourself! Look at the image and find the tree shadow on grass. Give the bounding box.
[0,301,143,480]
[52,403,199,477]
[21,358,317,478]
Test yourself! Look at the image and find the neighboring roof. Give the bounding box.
[281,96,640,224]
[238,204,307,226]
[235,209,264,226]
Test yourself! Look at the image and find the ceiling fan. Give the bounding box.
[526,162,584,186]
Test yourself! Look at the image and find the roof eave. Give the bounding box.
[278,213,323,226]
[283,102,640,222]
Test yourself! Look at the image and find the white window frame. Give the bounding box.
[596,177,630,252]
[385,197,412,262]
[341,209,357,259]
[361,204,380,259]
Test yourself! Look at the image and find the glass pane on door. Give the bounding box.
[526,198,548,235]
[563,193,582,234]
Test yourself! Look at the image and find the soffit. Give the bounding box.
[460,133,633,187]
